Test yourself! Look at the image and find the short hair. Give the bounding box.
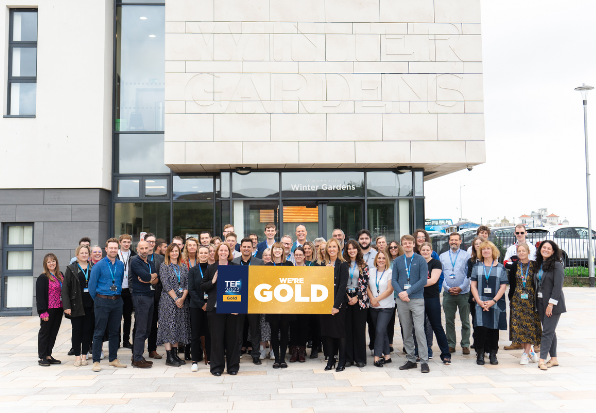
[326,238,346,262]
[215,243,234,262]
[356,229,372,240]
[332,228,345,237]
[262,247,272,256]
[271,242,287,263]
[75,244,91,257]
[449,232,462,241]
[223,224,234,231]
[155,238,166,247]
[173,235,184,242]
[400,234,415,244]
[118,234,132,242]
[477,225,491,235]
[144,232,156,240]
[515,224,526,231]
[105,237,120,248]
[79,237,91,245]
[264,223,276,230]
[211,236,222,244]
[373,249,389,268]
[419,241,433,252]
[90,245,102,254]
[478,240,500,260]
[281,235,293,242]
[249,233,258,238]
[516,242,530,253]
[375,236,387,244]
[295,224,306,231]
[200,230,211,237]
[294,246,305,256]
[240,237,253,246]
[164,243,182,265]
[226,232,237,241]
[313,237,326,244]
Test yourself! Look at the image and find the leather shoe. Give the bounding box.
[67,348,75,356]
[212,372,221,376]
[344,361,353,367]
[229,371,238,375]
[462,347,470,355]
[399,361,418,370]
[504,342,522,350]
[48,356,61,365]
[421,363,430,373]
[356,362,366,368]
[253,356,262,365]
[449,347,456,353]
[132,360,152,368]
[123,342,133,349]
[149,351,163,359]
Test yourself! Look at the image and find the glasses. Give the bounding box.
[147,240,155,244]
[515,232,525,235]
[416,236,426,240]
[389,246,398,249]
[282,242,291,246]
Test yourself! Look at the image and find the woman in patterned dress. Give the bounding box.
[470,240,508,366]
[508,243,541,365]
[157,243,191,367]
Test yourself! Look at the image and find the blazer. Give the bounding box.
[534,260,566,314]
[188,262,209,309]
[35,272,63,316]
[62,263,93,318]
[232,256,265,266]
[201,262,238,312]
[255,240,275,259]
[330,259,349,309]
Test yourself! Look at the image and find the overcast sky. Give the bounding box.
[425,0,596,227]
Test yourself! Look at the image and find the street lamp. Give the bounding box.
[575,83,595,287]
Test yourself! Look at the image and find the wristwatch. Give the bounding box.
[492,298,497,304]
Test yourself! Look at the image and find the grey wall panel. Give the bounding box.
[44,189,102,205]
[0,205,16,222]
[34,222,44,250]
[72,205,104,222]
[33,250,73,277]
[16,205,72,222]
[0,189,44,205]
[42,222,102,250]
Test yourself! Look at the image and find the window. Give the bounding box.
[117,134,169,174]
[114,203,171,244]
[2,224,34,313]
[7,9,38,116]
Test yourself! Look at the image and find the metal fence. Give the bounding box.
[430,231,595,278]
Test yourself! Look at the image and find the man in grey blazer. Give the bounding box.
[232,238,265,365]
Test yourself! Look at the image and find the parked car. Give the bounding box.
[526,226,596,267]
[430,232,450,255]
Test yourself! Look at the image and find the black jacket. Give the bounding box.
[232,256,265,266]
[201,262,238,312]
[188,262,209,309]
[146,253,164,303]
[62,263,93,318]
[330,259,350,309]
[35,272,63,316]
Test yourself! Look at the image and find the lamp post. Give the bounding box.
[575,83,595,287]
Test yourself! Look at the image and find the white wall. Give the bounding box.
[165,0,485,174]
[0,0,113,190]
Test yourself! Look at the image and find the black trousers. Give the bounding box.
[387,304,397,344]
[132,295,154,362]
[367,308,375,350]
[475,326,499,352]
[121,288,134,344]
[246,314,261,358]
[269,318,290,363]
[148,297,159,352]
[190,306,211,362]
[289,315,309,347]
[38,308,63,359]
[309,315,321,350]
[345,305,368,364]
[208,312,242,374]
[325,336,346,366]
[70,307,94,356]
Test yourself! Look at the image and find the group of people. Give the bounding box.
[36,223,565,374]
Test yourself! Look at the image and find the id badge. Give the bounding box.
[484,287,492,294]
[204,293,209,300]
[84,288,89,293]
[449,275,455,279]
[150,285,155,291]
[348,288,356,294]
[404,284,411,290]
[110,284,118,292]
[179,288,184,293]
[537,292,543,298]
[521,293,528,300]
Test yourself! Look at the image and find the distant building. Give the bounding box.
[517,209,562,227]
[546,213,560,226]
[562,217,570,225]
[519,214,531,225]
[487,217,511,228]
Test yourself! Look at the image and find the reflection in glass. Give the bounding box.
[114,202,171,244]
[232,200,280,240]
[220,173,230,198]
[9,83,36,115]
[12,11,37,41]
[8,226,33,245]
[282,172,364,198]
[219,200,230,235]
[117,179,140,197]
[7,251,32,270]
[116,5,165,131]
[173,203,214,239]
[368,200,399,245]
[118,134,169,173]
[5,277,33,308]
[11,47,36,76]
[145,179,168,197]
[415,199,425,231]
[398,199,412,239]
[414,171,424,196]
[232,172,279,199]
[173,176,214,200]
[326,202,362,241]
[282,201,319,242]
[367,171,412,197]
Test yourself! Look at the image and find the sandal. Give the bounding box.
[538,361,548,370]
[546,360,559,368]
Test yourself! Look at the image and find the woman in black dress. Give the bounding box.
[265,242,294,368]
[319,238,349,372]
[188,245,211,371]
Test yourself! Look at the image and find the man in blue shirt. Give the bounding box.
[392,234,430,373]
[439,232,471,355]
[89,238,126,372]
[255,223,277,259]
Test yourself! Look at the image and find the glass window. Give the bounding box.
[8,10,37,117]
[7,251,32,270]
[114,202,171,244]
[173,176,214,200]
[145,178,168,197]
[12,11,37,41]
[326,202,362,241]
[11,47,37,76]
[9,83,36,116]
[398,199,412,239]
[282,201,319,241]
[220,173,230,198]
[367,171,412,197]
[118,134,170,174]
[173,203,214,239]
[282,172,364,198]
[116,5,165,131]
[219,200,230,235]
[367,200,397,244]
[232,172,279,199]
[7,226,33,245]
[232,200,280,240]
[414,171,424,196]
[117,179,140,197]
[5,277,33,308]
[415,199,425,231]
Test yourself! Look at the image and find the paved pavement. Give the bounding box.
[1,287,595,413]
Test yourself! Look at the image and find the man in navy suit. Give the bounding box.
[255,223,277,259]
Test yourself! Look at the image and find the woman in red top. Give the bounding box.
[36,253,64,366]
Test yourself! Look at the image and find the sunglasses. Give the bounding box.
[515,232,526,235]
[389,246,398,249]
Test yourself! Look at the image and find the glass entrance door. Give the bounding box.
[325,201,363,241]
[281,201,320,241]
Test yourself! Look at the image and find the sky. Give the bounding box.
[425,0,596,227]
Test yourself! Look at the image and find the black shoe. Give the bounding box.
[356,362,365,368]
[324,358,336,371]
[374,360,384,368]
[476,348,485,365]
[229,371,238,375]
[172,351,186,365]
[165,350,181,367]
[317,345,323,353]
[123,342,133,350]
[212,372,221,376]
[280,362,288,368]
[384,358,392,364]
[402,347,406,354]
[307,341,312,348]
[240,348,247,355]
[39,358,50,367]
[67,348,75,356]
[344,361,353,368]
[470,343,476,349]
[253,356,262,365]
[48,356,61,365]
[421,363,430,373]
[325,356,329,361]
[335,364,345,372]
[489,351,498,365]
[390,346,394,353]
[399,361,418,370]
[310,349,319,359]
[273,362,280,369]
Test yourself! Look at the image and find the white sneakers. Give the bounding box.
[100,351,105,360]
[520,353,529,365]
[191,362,199,372]
[260,345,270,360]
[529,351,539,363]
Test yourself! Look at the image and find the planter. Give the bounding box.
[564,276,591,287]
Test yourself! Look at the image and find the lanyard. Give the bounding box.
[105,257,116,284]
[307,261,313,267]
[537,265,544,289]
[349,262,358,280]
[520,262,530,290]
[77,264,89,282]
[188,258,197,270]
[50,272,62,289]
[252,250,257,257]
[482,261,494,284]
[173,264,181,284]
[241,259,251,266]
[404,255,413,283]
[449,250,460,272]
[149,254,154,263]
[198,264,205,279]
[375,269,386,294]
[119,251,130,272]
[146,261,152,275]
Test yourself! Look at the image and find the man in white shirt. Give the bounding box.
[281,235,295,263]
[291,225,308,252]
[117,234,136,349]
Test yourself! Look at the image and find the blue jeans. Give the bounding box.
[369,308,393,358]
[92,296,123,363]
[424,296,451,361]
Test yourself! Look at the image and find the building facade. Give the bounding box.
[0,0,485,315]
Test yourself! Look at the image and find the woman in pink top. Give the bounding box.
[36,253,64,367]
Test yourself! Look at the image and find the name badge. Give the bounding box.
[449,275,455,279]
[150,285,155,290]
[404,284,411,290]
[521,293,529,300]
[348,288,356,293]
[484,287,492,294]
[84,288,89,293]
[110,285,118,292]
[204,293,209,300]
[179,288,184,292]
[537,292,543,298]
